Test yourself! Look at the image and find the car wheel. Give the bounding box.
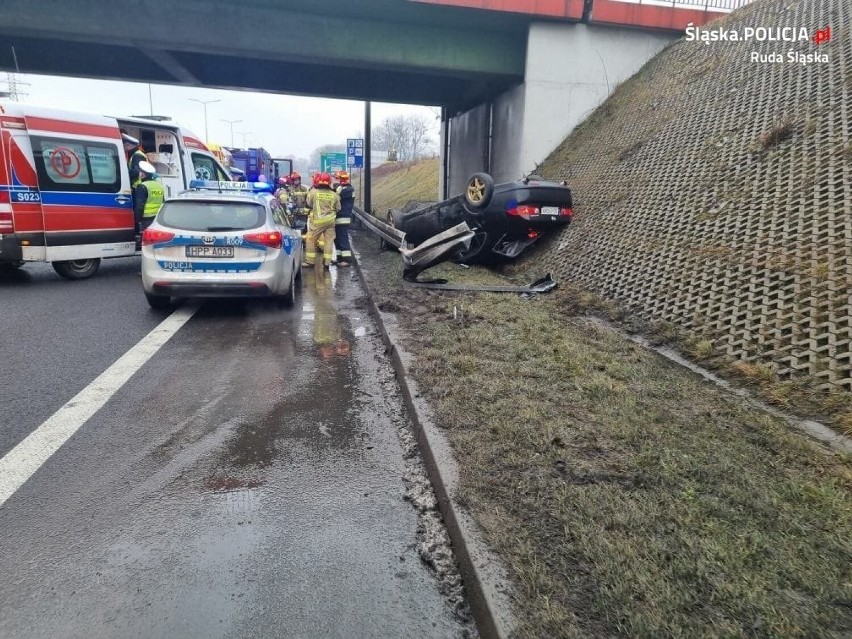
[464,173,494,210]
[0,261,24,273]
[278,268,296,307]
[52,258,101,280]
[145,292,171,309]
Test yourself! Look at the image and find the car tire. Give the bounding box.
[145,292,171,309]
[0,261,24,273]
[278,269,296,307]
[464,173,494,210]
[52,258,101,280]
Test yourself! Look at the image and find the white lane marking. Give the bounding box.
[0,304,199,507]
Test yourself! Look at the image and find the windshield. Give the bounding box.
[157,200,265,232]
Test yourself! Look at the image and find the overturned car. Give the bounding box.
[355,173,573,280]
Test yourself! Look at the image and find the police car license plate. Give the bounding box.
[186,246,234,258]
[540,206,559,216]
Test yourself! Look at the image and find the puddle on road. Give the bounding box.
[206,268,371,473]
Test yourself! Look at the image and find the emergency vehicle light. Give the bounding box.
[188,180,273,193]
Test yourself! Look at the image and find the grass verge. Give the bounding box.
[355,233,852,638]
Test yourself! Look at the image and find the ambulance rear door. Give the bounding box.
[1,112,46,262]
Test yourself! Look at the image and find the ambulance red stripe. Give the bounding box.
[23,117,119,139]
[41,206,133,232]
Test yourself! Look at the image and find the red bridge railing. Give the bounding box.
[413,0,753,28]
[592,0,753,29]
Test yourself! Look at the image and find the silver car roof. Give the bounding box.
[168,191,272,205]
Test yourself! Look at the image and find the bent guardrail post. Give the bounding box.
[353,208,474,278]
[352,207,405,248]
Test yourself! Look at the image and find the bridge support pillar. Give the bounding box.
[441,22,676,195]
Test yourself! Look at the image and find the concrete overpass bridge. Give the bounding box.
[0,0,749,197]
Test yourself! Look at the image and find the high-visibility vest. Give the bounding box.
[129,149,147,188]
[141,180,165,218]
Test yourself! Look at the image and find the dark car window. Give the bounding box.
[157,201,265,231]
[192,153,230,181]
[270,198,292,227]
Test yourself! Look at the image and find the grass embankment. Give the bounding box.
[354,240,852,639]
[369,157,439,216]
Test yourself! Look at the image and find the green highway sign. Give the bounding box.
[321,152,347,173]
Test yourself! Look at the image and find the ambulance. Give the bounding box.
[0,101,232,279]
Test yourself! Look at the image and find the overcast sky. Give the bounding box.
[12,74,440,159]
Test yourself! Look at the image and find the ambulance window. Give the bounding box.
[192,153,229,182]
[31,136,121,193]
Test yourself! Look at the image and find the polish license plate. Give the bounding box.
[540,206,559,216]
[186,245,234,258]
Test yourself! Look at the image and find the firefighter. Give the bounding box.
[274,176,289,206]
[122,133,147,189]
[289,172,310,230]
[303,172,340,269]
[134,161,165,232]
[334,171,355,267]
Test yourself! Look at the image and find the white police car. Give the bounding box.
[140,180,303,309]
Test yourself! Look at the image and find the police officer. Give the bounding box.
[303,172,340,269]
[134,161,165,232]
[334,171,355,267]
[122,133,147,189]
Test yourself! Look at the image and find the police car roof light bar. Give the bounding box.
[188,180,273,194]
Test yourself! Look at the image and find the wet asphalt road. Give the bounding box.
[0,259,469,638]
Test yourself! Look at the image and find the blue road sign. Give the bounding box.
[347,138,364,168]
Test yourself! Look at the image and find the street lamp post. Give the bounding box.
[188,98,221,143]
[236,131,253,148]
[220,118,242,147]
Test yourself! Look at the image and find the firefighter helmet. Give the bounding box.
[316,172,332,187]
[338,171,350,184]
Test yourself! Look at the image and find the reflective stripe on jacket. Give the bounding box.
[290,186,309,211]
[141,180,165,218]
[129,149,147,187]
[336,184,355,216]
[307,188,340,226]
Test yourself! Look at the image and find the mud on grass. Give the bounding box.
[354,235,852,639]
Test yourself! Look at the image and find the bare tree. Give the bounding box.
[308,144,345,172]
[372,114,435,162]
